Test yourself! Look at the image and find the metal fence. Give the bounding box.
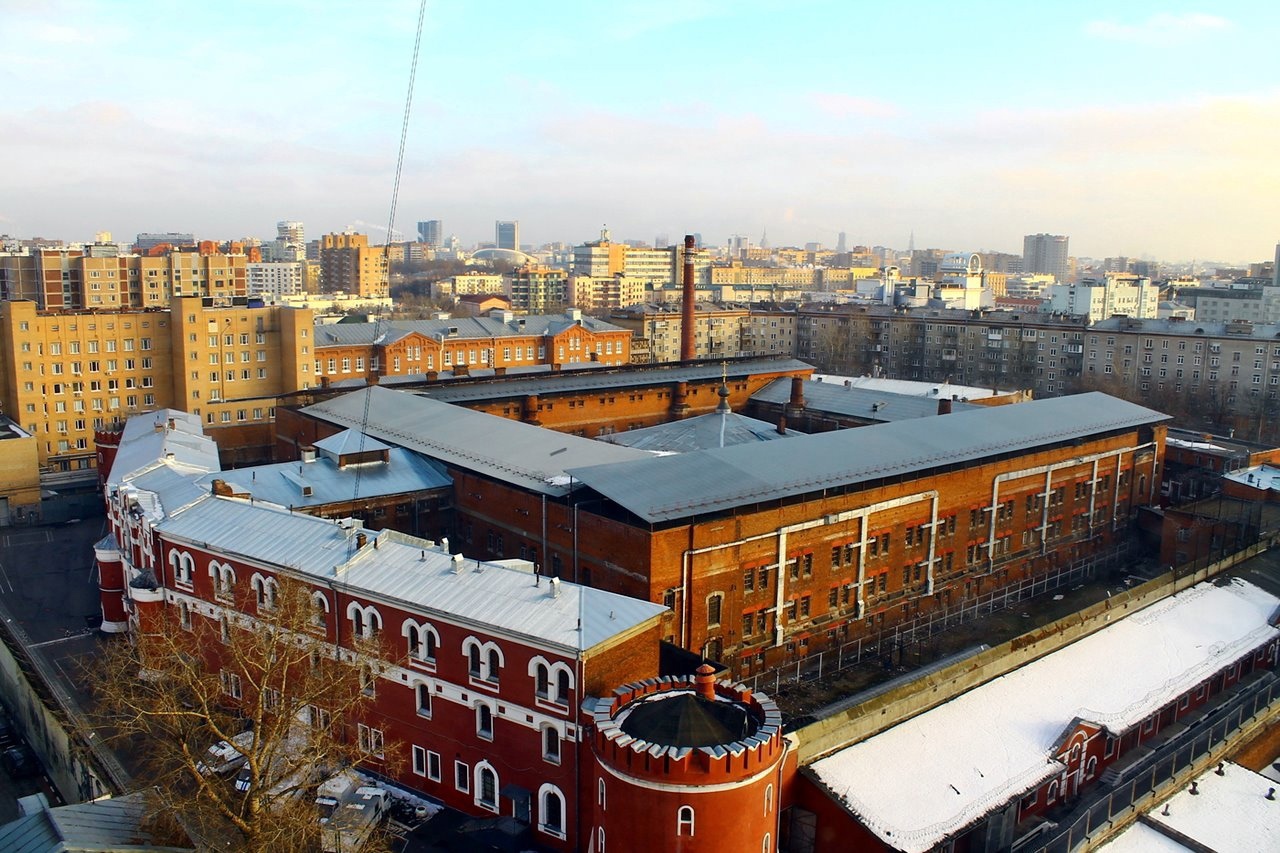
[748,543,1133,697]
[1015,672,1280,853]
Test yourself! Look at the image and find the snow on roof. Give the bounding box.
[1122,761,1280,852]
[1224,464,1280,491]
[807,579,1280,853]
[811,374,1010,399]
[1165,437,1229,452]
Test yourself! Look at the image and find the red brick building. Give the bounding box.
[292,387,1168,678]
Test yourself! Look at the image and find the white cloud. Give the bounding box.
[1085,12,1231,43]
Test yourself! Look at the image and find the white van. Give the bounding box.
[196,730,255,777]
[316,770,389,853]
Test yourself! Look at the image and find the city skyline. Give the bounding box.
[2,1,1278,263]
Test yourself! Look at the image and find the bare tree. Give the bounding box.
[86,577,391,853]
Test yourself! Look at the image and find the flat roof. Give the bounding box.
[1098,761,1280,852]
[303,386,653,496]
[752,377,985,422]
[312,312,626,348]
[568,393,1168,524]
[806,579,1280,853]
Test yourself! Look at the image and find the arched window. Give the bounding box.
[677,805,695,836]
[765,783,773,814]
[211,562,235,601]
[347,603,381,639]
[597,778,606,810]
[171,550,194,586]
[1047,781,1059,802]
[1085,756,1098,779]
[178,600,192,631]
[402,620,440,664]
[486,648,501,684]
[763,832,772,852]
[476,762,498,811]
[416,683,432,716]
[468,643,482,677]
[219,615,231,644]
[311,592,329,629]
[476,703,493,740]
[538,785,565,838]
[598,827,605,852]
[251,574,276,610]
[556,669,571,704]
[535,663,550,698]
[543,725,560,764]
[465,638,503,684]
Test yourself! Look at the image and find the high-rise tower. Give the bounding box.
[495,220,520,251]
[1023,233,1070,281]
[417,220,442,248]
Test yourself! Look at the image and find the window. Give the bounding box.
[476,763,498,811]
[677,805,695,836]
[598,778,606,810]
[178,601,192,630]
[358,723,384,758]
[539,785,565,838]
[221,670,242,699]
[427,751,441,782]
[707,593,723,627]
[765,783,773,814]
[411,746,427,776]
[416,683,432,717]
[543,725,561,764]
[476,703,494,740]
[455,761,470,793]
[404,620,439,665]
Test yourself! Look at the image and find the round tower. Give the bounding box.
[93,537,129,634]
[588,664,789,852]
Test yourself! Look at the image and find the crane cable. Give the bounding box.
[353,0,428,517]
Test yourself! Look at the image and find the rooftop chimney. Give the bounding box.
[938,398,953,415]
[355,532,367,549]
[680,235,696,362]
[694,663,716,701]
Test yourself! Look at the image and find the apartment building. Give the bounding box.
[0,245,249,310]
[565,274,645,312]
[507,265,567,314]
[1043,273,1158,323]
[797,304,1088,397]
[609,302,750,363]
[0,297,312,481]
[1082,317,1280,440]
[319,233,388,297]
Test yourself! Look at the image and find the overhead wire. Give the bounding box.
[352,0,429,517]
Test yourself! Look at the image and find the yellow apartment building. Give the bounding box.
[319,233,388,297]
[0,297,313,479]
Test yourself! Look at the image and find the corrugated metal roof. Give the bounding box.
[312,312,626,348]
[198,446,450,509]
[158,497,664,652]
[598,411,794,452]
[105,410,220,491]
[0,791,190,852]
[313,428,392,457]
[568,393,1169,523]
[415,358,814,403]
[303,387,651,496]
[751,377,985,422]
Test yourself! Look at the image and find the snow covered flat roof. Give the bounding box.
[1224,464,1280,492]
[807,579,1280,853]
[1098,761,1280,852]
[811,374,1010,399]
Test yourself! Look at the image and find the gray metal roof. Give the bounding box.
[598,411,795,452]
[158,497,664,652]
[415,358,814,404]
[0,791,192,852]
[751,377,985,422]
[567,393,1169,523]
[197,446,451,510]
[302,386,652,496]
[313,428,392,457]
[312,312,626,348]
[105,409,220,491]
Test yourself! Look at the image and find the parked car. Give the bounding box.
[196,730,256,777]
[3,744,39,778]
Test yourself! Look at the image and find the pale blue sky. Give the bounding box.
[2,0,1278,262]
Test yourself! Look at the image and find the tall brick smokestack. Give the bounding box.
[680,234,696,362]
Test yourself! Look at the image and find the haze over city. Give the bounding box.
[2,0,1279,262]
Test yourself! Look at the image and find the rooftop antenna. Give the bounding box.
[352,0,427,514]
